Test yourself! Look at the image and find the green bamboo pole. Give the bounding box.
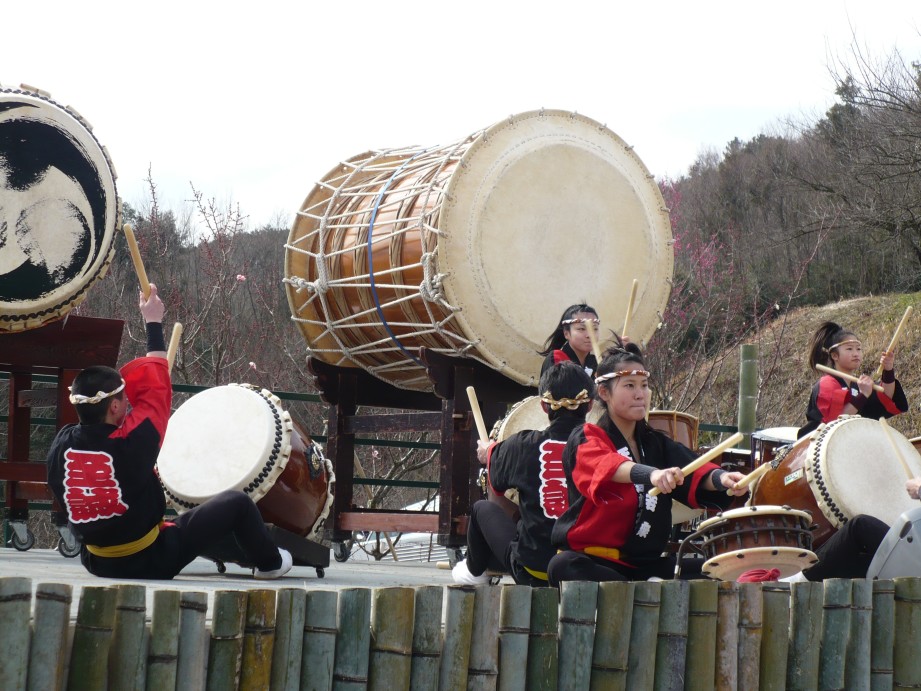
[870,580,895,691]
[369,587,415,691]
[627,581,661,691]
[714,581,738,691]
[527,586,559,691]
[737,344,758,449]
[147,589,181,691]
[557,580,598,691]
[758,582,790,691]
[178,591,208,691]
[334,587,372,691]
[818,579,851,691]
[893,577,921,689]
[846,579,873,691]
[207,590,247,691]
[410,585,444,691]
[736,583,761,691]
[109,584,148,689]
[0,577,32,691]
[468,585,501,690]
[654,579,689,691]
[684,580,717,691]
[28,581,72,691]
[590,581,633,691]
[785,581,822,691]
[498,585,532,691]
[272,588,307,691]
[241,589,277,691]
[68,585,117,691]
[302,590,339,691]
[439,585,475,691]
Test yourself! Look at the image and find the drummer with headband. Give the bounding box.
[547,341,748,585]
[539,303,603,378]
[452,361,595,587]
[45,284,293,580]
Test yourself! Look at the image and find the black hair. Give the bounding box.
[538,303,599,356]
[807,321,858,371]
[71,365,124,425]
[538,360,595,421]
[593,337,649,438]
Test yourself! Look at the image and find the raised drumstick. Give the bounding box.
[622,279,638,339]
[879,417,916,480]
[466,386,490,442]
[874,306,912,379]
[586,317,603,363]
[815,364,884,393]
[123,223,151,300]
[167,322,183,373]
[649,432,744,497]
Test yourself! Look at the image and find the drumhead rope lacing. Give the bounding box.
[807,419,849,528]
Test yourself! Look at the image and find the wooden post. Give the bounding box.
[684,580,718,691]
[627,581,661,691]
[468,585,501,690]
[893,577,921,689]
[302,590,339,691]
[28,582,72,691]
[242,590,277,691]
[440,585,475,691]
[558,581,598,691]
[785,581,822,691]
[69,586,117,691]
[736,583,762,691]
[179,591,208,691]
[654,580,689,691]
[871,580,895,691]
[527,586,560,691]
[715,582,739,691]
[148,589,181,691]
[759,582,790,691]
[591,581,633,691]
[0,577,32,691]
[818,579,851,691]
[109,584,148,689]
[846,579,873,691]
[272,588,307,691]
[369,587,415,690]
[498,585,532,691]
[334,588,372,690]
[208,590,247,691]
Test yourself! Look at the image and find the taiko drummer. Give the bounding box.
[45,284,293,580]
[539,303,602,378]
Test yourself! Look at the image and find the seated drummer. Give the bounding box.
[539,303,602,378]
[45,284,292,580]
[547,342,748,585]
[452,361,595,586]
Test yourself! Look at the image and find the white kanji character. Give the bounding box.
[637,521,651,538]
[645,493,659,512]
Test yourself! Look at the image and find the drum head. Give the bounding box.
[494,396,548,441]
[0,85,118,331]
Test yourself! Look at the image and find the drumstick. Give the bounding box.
[586,318,603,363]
[725,459,774,495]
[166,322,183,372]
[879,417,915,480]
[815,364,884,393]
[649,432,744,497]
[622,279,638,339]
[466,386,490,442]
[123,223,151,300]
[874,305,912,379]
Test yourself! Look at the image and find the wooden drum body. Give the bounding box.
[647,410,700,451]
[0,85,119,331]
[750,426,799,467]
[158,384,335,540]
[285,110,673,391]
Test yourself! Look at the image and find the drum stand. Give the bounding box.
[309,347,534,563]
[0,316,124,556]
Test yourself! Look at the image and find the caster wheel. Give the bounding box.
[316,567,325,578]
[215,561,227,574]
[10,529,35,552]
[333,541,351,563]
[57,537,81,558]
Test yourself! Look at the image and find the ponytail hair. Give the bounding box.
[538,303,599,356]
[807,321,858,371]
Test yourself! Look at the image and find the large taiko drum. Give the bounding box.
[0,84,119,331]
[284,110,673,391]
[751,416,921,548]
[647,410,700,451]
[157,384,335,541]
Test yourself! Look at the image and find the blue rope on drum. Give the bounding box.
[366,150,429,367]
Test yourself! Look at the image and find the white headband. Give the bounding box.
[594,369,650,385]
[69,381,126,405]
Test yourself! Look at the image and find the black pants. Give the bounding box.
[81,490,281,579]
[804,514,888,581]
[547,550,705,586]
[466,500,549,587]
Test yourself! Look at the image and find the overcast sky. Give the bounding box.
[4,1,920,228]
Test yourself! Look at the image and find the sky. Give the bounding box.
[4,1,921,228]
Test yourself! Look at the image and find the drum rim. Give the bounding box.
[696,504,814,531]
[701,545,820,581]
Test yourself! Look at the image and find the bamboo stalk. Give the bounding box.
[527,586,560,691]
[871,580,895,691]
[654,580,689,691]
[0,577,32,691]
[28,582,72,691]
[818,579,852,691]
[785,581,822,691]
[334,588,372,690]
[759,583,790,691]
[272,588,307,691]
[558,581,598,691]
[178,591,208,691]
[648,433,744,496]
[69,586,117,691]
[410,586,444,691]
[302,590,339,691]
[893,577,921,689]
[736,583,762,691]
[148,589,181,691]
[242,589,277,691]
[109,584,148,689]
[208,590,246,691]
[440,585,475,691]
[874,305,912,379]
[627,581,661,691]
[591,581,634,691]
[846,579,873,691]
[369,587,415,691]
[715,582,739,691]
[499,585,533,691]
[468,585,501,690]
[684,580,718,691]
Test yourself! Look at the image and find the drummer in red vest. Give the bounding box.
[45,284,293,580]
[539,303,602,378]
